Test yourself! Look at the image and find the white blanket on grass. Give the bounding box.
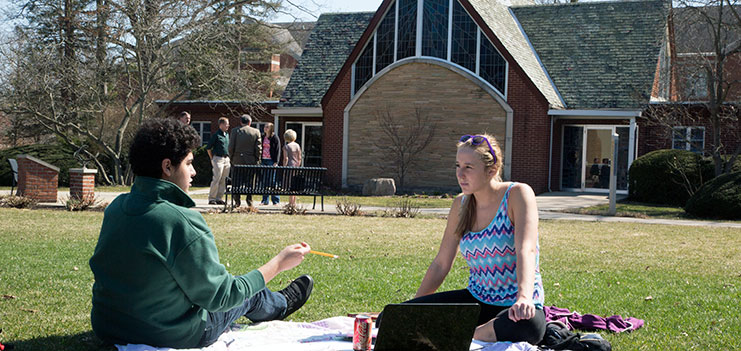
[115,316,540,351]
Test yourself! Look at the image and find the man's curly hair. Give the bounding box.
[129,118,201,178]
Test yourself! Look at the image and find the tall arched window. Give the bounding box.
[422,0,448,59]
[397,0,417,60]
[353,0,508,97]
[376,7,396,72]
[480,36,507,93]
[451,0,477,72]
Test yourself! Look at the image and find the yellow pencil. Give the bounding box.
[309,250,339,259]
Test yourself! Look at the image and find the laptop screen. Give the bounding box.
[374,303,481,351]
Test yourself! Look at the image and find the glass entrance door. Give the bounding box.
[585,128,613,190]
[561,126,583,190]
[562,125,631,193]
[285,122,323,167]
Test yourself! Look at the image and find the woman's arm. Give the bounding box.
[282,145,288,166]
[270,135,280,163]
[296,145,303,167]
[507,183,539,322]
[414,196,463,297]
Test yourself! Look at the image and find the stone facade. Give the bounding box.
[346,62,507,190]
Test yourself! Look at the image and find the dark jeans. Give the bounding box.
[260,159,280,204]
[393,289,546,344]
[197,287,287,347]
[234,194,252,206]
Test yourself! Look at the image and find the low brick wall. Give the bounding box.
[17,154,59,202]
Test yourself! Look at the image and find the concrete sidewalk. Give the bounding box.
[2,189,740,228]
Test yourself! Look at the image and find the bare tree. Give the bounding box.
[650,0,741,176]
[0,0,297,184]
[373,107,436,191]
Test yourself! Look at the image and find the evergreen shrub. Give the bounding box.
[628,149,714,205]
[685,171,741,220]
[192,146,213,187]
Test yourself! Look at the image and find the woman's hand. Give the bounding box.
[508,297,536,322]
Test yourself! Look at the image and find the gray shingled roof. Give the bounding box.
[279,12,374,108]
[512,0,669,109]
[469,0,564,108]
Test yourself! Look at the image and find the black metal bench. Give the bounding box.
[225,165,327,211]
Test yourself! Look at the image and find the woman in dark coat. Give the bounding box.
[260,123,281,205]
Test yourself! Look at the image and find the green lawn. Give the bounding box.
[567,201,698,220]
[188,194,455,208]
[1,208,739,350]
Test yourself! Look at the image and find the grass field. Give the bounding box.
[1,208,739,350]
[567,201,692,219]
[185,194,455,208]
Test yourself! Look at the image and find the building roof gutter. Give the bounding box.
[548,109,642,118]
[271,107,323,117]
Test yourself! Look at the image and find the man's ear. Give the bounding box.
[161,158,173,178]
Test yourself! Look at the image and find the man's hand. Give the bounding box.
[257,242,310,283]
[275,242,311,272]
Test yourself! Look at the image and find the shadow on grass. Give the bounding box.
[5,331,115,351]
[565,200,690,219]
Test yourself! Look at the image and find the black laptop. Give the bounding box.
[373,303,481,351]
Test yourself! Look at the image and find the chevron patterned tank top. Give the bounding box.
[459,183,544,307]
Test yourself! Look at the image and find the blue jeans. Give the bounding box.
[261,159,280,204]
[197,288,287,347]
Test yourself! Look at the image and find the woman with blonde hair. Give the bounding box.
[282,129,302,206]
[260,123,281,205]
[392,134,545,344]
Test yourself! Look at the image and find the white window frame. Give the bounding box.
[672,126,705,153]
[191,122,212,146]
[686,70,708,99]
[285,122,323,166]
[253,121,268,136]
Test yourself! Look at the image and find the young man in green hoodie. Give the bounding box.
[89,118,314,348]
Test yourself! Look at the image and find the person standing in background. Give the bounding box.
[229,114,262,207]
[282,129,302,207]
[206,117,230,205]
[260,123,281,205]
[177,111,191,125]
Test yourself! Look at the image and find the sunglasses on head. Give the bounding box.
[460,135,497,164]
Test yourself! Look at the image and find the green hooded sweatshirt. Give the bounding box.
[90,176,265,348]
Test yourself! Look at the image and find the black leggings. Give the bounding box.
[392,289,546,344]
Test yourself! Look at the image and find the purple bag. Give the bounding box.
[544,306,644,333]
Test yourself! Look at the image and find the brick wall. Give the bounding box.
[506,68,551,194]
[70,168,97,200]
[322,69,352,188]
[641,105,740,157]
[16,154,59,202]
[323,61,553,193]
[347,62,507,190]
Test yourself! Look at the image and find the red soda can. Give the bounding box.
[353,314,373,350]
